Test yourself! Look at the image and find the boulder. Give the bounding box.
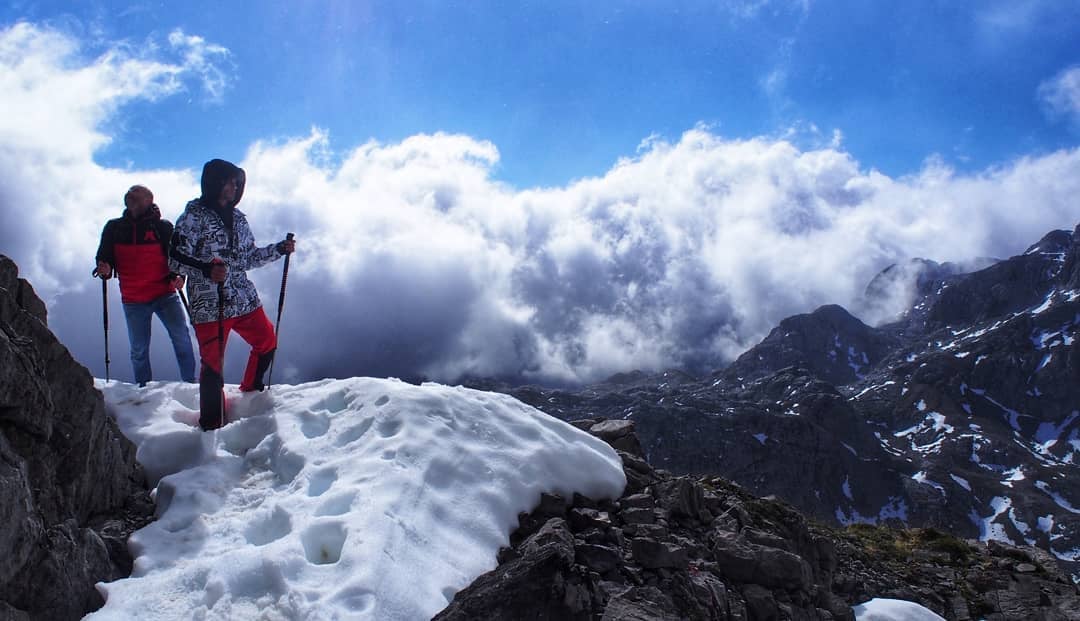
[434,519,594,621]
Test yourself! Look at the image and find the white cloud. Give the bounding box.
[1039,65,1080,127]
[175,128,1080,385]
[167,29,231,101]
[1,22,1078,387]
[0,23,231,294]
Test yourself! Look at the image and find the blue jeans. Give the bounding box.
[123,293,197,384]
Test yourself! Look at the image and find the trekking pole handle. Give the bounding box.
[278,233,294,304]
[276,233,294,314]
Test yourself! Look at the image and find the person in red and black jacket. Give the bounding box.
[95,185,196,386]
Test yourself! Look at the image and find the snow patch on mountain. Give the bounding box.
[950,474,971,491]
[912,472,946,496]
[979,497,1015,544]
[87,378,626,620]
[1035,480,1080,515]
[1001,466,1026,488]
[1036,412,1080,451]
[835,496,908,526]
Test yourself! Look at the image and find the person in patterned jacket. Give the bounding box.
[95,185,196,386]
[170,159,296,430]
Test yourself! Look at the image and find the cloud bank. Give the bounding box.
[2,22,1078,386]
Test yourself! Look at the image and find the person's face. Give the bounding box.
[219,177,238,205]
[126,188,153,216]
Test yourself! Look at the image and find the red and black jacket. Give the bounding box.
[95,205,179,304]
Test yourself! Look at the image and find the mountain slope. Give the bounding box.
[486,223,1080,579]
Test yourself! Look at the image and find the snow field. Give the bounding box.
[88,377,626,620]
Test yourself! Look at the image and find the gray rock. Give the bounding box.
[711,530,812,592]
[629,538,688,570]
[0,600,31,621]
[620,507,656,525]
[0,255,153,620]
[624,523,669,540]
[568,507,611,531]
[653,477,709,522]
[590,419,635,439]
[742,583,779,621]
[536,492,568,518]
[436,518,593,621]
[589,419,646,456]
[690,571,729,615]
[575,543,621,574]
[620,493,654,509]
[600,586,681,621]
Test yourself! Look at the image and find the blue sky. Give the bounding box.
[7,1,1079,188]
[1,2,1079,385]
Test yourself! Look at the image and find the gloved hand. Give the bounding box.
[276,237,296,255]
[95,261,112,280]
[208,259,228,283]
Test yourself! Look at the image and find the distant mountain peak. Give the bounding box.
[1023,228,1074,256]
[723,302,898,387]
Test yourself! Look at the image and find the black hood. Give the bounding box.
[200,158,246,208]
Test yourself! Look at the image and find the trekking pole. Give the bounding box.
[168,273,194,324]
[92,268,111,383]
[177,287,193,324]
[217,279,226,429]
[266,232,294,389]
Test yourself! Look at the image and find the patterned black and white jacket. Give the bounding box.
[170,197,283,325]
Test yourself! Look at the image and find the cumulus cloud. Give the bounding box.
[1039,65,1080,127]
[2,22,1078,388]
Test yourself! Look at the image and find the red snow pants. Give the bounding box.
[194,307,277,429]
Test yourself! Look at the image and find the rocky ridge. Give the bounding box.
[438,419,1080,620]
[0,255,154,620]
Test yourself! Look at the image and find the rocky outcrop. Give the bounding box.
[438,422,1080,620]
[0,255,153,620]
